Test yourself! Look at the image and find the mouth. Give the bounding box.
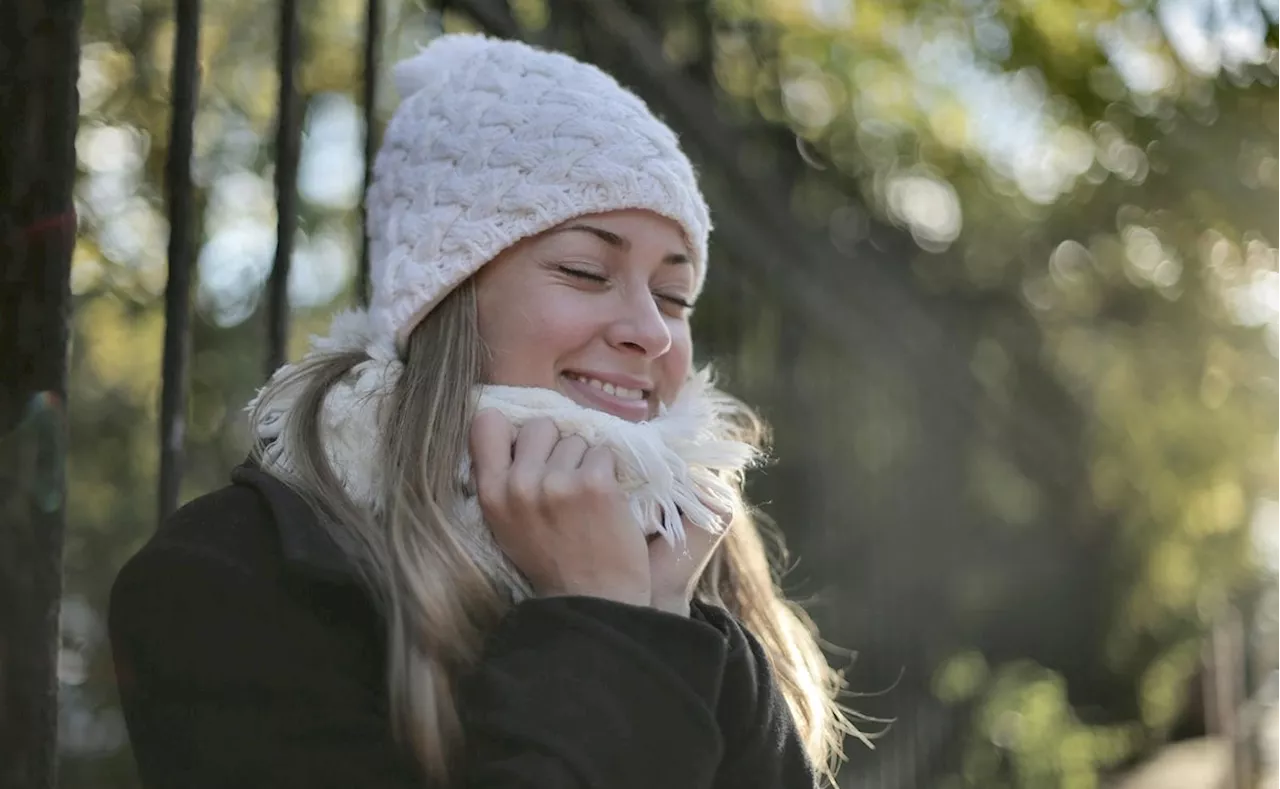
[559,371,653,422]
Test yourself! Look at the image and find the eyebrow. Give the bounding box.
[555,223,691,265]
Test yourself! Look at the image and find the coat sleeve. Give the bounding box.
[109,543,729,789]
[690,601,820,789]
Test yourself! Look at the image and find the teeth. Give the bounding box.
[566,373,646,401]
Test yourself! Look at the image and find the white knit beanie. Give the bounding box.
[365,34,712,355]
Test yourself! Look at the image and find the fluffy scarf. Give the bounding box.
[247,310,760,594]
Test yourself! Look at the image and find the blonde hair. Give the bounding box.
[251,278,854,784]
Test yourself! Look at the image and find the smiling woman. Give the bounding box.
[107,33,853,789]
[477,211,695,423]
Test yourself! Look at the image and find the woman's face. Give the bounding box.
[475,209,696,422]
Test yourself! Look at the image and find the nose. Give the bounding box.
[605,289,672,359]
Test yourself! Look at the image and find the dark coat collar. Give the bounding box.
[230,460,363,586]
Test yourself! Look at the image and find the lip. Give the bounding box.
[560,372,652,422]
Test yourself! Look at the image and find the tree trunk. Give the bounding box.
[0,0,83,786]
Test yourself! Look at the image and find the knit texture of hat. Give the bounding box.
[365,34,712,354]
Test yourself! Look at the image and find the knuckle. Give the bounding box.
[522,417,558,439]
[472,409,510,441]
[581,466,616,496]
[473,407,503,429]
[586,444,616,466]
[507,471,540,504]
[540,472,574,502]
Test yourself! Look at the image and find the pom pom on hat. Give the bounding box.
[390,33,493,99]
[365,34,711,354]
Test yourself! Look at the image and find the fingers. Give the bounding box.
[699,493,735,530]
[542,434,590,504]
[471,409,515,479]
[648,523,710,564]
[471,410,516,519]
[650,513,725,572]
[647,513,726,616]
[512,417,560,467]
[545,434,589,473]
[466,414,650,606]
[509,418,561,502]
[579,444,618,490]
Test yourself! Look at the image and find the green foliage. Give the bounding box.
[962,662,1143,789]
[695,1,1276,783]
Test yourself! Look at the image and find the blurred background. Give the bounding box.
[55,0,1278,786]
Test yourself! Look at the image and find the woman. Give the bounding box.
[109,34,854,788]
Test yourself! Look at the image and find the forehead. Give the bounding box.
[544,209,690,253]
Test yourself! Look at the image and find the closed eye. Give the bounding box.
[657,294,694,310]
[557,265,608,284]
[559,264,692,313]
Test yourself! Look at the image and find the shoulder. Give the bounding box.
[116,477,284,592]
[108,459,363,646]
[107,478,289,663]
[109,463,376,640]
[108,469,386,693]
[113,461,362,604]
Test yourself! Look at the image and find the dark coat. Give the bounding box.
[108,462,819,789]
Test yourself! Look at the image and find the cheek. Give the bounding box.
[515,298,602,355]
[657,325,694,398]
[479,291,602,384]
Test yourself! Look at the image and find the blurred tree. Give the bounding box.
[1,0,83,787]
[700,2,1277,785]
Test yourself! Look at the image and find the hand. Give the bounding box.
[648,499,734,617]
[470,411,651,607]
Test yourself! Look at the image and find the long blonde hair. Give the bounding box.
[251,278,854,784]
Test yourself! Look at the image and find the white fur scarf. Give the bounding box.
[248,310,760,557]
